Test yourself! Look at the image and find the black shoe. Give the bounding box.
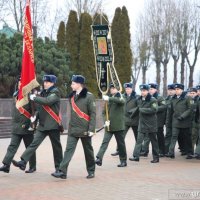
[95,157,102,166]
[111,151,119,156]
[12,160,26,170]
[159,154,165,158]
[151,159,159,163]
[51,170,67,179]
[165,153,175,159]
[86,173,95,179]
[117,161,127,167]
[140,152,148,157]
[129,157,139,162]
[0,164,10,173]
[186,155,193,159]
[181,152,187,156]
[25,168,36,173]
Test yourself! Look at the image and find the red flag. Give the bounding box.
[16,0,39,108]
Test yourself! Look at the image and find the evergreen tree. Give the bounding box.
[57,21,66,49]
[112,6,132,84]
[66,10,79,73]
[78,12,97,96]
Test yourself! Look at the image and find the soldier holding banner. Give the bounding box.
[12,75,63,174]
[0,78,36,173]
[52,75,96,179]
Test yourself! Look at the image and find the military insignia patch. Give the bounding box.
[152,103,157,108]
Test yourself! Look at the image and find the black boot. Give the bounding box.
[86,173,95,179]
[129,157,139,162]
[51,170,67,179]
[151,158,159,163]
[95,157,102,166]
[12,160,27,171]
[0,164,10,173]
[111,151,119,156]
[25,168,36,173]
[117,161,127,167]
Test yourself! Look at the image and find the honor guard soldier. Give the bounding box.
[111,82,139,156]
[129,84,159,163]
[12,75,63,174]
[164,84,176,155]
[95,83,127,167]
[52,75,96,179]
[141,83,166,157]
[166,83,193,159]
[0,77,36,173]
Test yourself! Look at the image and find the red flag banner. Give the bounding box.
[16,0,39,108]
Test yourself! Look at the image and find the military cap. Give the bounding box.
[124,82,133,89]
[43,75,57,83]
[71,75,85,84]
[196,85,200,90]
[174,83,184,90]
[188,87,197,93]
[139,84,150,91]
[149,83,158,89]
[167,84,175,90]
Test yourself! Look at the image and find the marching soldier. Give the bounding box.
[164,84,176,155]
[129,84,159,163]
[166,83,193,159]
[0,77,36,173]
[12,75,63,174]
[95,83,127,167]
[141,83,166,157]
[111,82,139,156]
[52,75,96,179]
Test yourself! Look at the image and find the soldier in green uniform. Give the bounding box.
[129,84,159,163]
[12,75,63,174]
[111,82,139,156]
[0,78,36,173]
[141,83,166,157]
[187,88,199,155]
[95,83,127,167]
[166,83,193,159]
[52,75,96,179]
[164,84,175,155]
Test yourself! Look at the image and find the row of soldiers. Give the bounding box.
[0,74,199,180]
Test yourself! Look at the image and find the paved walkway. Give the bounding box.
[0,130,199,200]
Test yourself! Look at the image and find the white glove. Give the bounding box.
[104,120,110,127]
[103,95,109,101]
[30,94,36,101]
[30,115,36,123]
[88,132,95,137]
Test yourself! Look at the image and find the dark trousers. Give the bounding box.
[165,127,172,154]
[97,130,127,161]
[133,131,159,160]
[59,135,95,174]
[3,134,36,168]
[115,125,138,152]
[169,127,193,156]
[21,129,63,170]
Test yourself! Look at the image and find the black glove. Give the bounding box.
[177,116,183,121]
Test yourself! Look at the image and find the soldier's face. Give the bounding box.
[197,90,200,96]
[71,82,82,91]
[44,81,54,89]
[110,87,118,95]
[149,88,157,95]
[167,89,175,96]
[189,92,197,98]
[141,89,148,97]
[125,87,132,95]
[175,88,183,96]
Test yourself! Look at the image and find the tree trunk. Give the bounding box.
[173,57,178,83]
[188,66,194,88]
[142,66,146,84]
[156,61,161,90]
[180,54,185,84]
[163,62,167,97]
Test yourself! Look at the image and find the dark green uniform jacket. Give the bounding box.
[165,95,174,128]
[191,96,199,128]
[104,92,125,132]
[153,92,166,128]
[137,93,158,133]
[171,92,192,128]
[68,88,96,137]
[34,86,61,131]
[124,92,139,127]
[12,91,32,135]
